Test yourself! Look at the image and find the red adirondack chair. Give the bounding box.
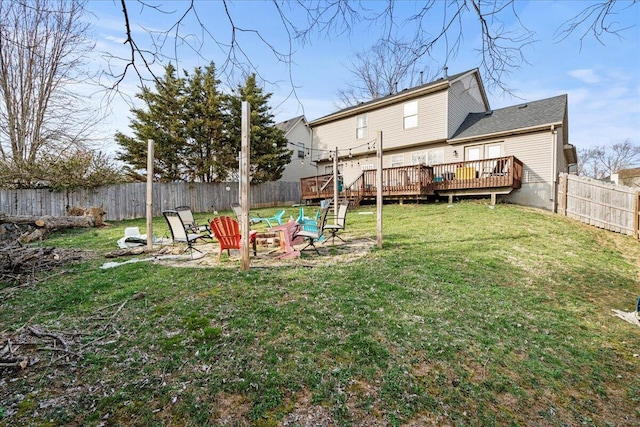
[209,216,257,262]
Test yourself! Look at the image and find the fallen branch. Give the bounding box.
[0,357,28,369]
[28,326,69,351]
[105,246,172,258]
[102,300,128,331]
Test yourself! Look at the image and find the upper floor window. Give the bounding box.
[403,101,418,129]
[356,114,368,139]
[391,154,404,167]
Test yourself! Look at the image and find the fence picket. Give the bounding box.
[560,173,638,239]
[3,181,300,221]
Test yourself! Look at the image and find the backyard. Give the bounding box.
[1,202,639,426]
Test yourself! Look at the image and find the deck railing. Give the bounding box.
[431,156,522,191]
[348,165,434,197]
[300,156,522,203]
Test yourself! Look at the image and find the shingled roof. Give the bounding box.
[451,94,567,140]
[309,68,487,125]
[275,115,306,135]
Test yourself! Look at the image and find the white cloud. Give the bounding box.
[568,69,600,84]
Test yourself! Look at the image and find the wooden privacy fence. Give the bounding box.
[0,181,300,222]
[557,173,639,239]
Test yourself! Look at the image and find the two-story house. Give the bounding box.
[275,115,316,183]
[300,68,577,212]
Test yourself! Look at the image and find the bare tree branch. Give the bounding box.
[554,0,638,50]
[0,0,99,168]
[578,140,640,179]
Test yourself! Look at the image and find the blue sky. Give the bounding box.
[85,1,640,155]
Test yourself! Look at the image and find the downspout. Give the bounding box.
[309,125,318,177]
[550,125,558,212]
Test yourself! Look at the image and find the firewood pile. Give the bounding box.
[0,208,103,288]
[0,240,91,287]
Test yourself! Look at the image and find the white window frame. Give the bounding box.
[464,143,503,161]
[361,163,375,171]
[356,114,368,139]
[391,154,404,167]
[411,151,427,165]
[427,148,444,166]
[403,101,418,129]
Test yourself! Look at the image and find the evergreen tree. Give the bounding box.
[115,64,188,182]
[183,62,232,182]
[227,74,291,184]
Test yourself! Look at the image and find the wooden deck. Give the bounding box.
[300,156,523,205]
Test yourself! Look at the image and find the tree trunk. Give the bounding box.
[0,213,98,243]
[0,214,95,228]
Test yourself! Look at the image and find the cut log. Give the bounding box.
[0,213,97,243]
[0,214,95,228]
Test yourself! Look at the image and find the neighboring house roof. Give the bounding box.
[451,94,568,141]
[617,167,640,179]
[309,68,489,126]
[275,115,307,137]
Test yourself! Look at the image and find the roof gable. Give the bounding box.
[451,94,568,140]
[275,115,306,136]
[309,68,488,126]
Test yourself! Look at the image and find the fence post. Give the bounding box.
[558,173,568,216]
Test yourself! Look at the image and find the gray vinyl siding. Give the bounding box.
[500,130,557,211]
[312,90,449,161]
[502,131,554,185]
[556,128,568,173]
[447,74,487,138]
[280,121,315,182]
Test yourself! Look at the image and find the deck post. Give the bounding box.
[491,193,496,205]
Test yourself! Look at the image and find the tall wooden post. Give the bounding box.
[634,191,639,240]
[240,101,251,270]
[376,131,383,248]
[333,146,339,220]
[146,139,154,250]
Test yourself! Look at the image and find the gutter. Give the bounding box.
[448,121,564,144]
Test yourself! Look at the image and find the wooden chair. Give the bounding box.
[209,216,258,262]
[163,210,208,256]
[323,201,349,244]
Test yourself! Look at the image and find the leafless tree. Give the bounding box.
[107,1,637,108]
[336,39,437,108]
[0,0,98,172]
[578,140,640,179]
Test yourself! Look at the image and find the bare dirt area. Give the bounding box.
[147,235,377,269]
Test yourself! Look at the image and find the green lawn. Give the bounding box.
[1,202,639,426]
